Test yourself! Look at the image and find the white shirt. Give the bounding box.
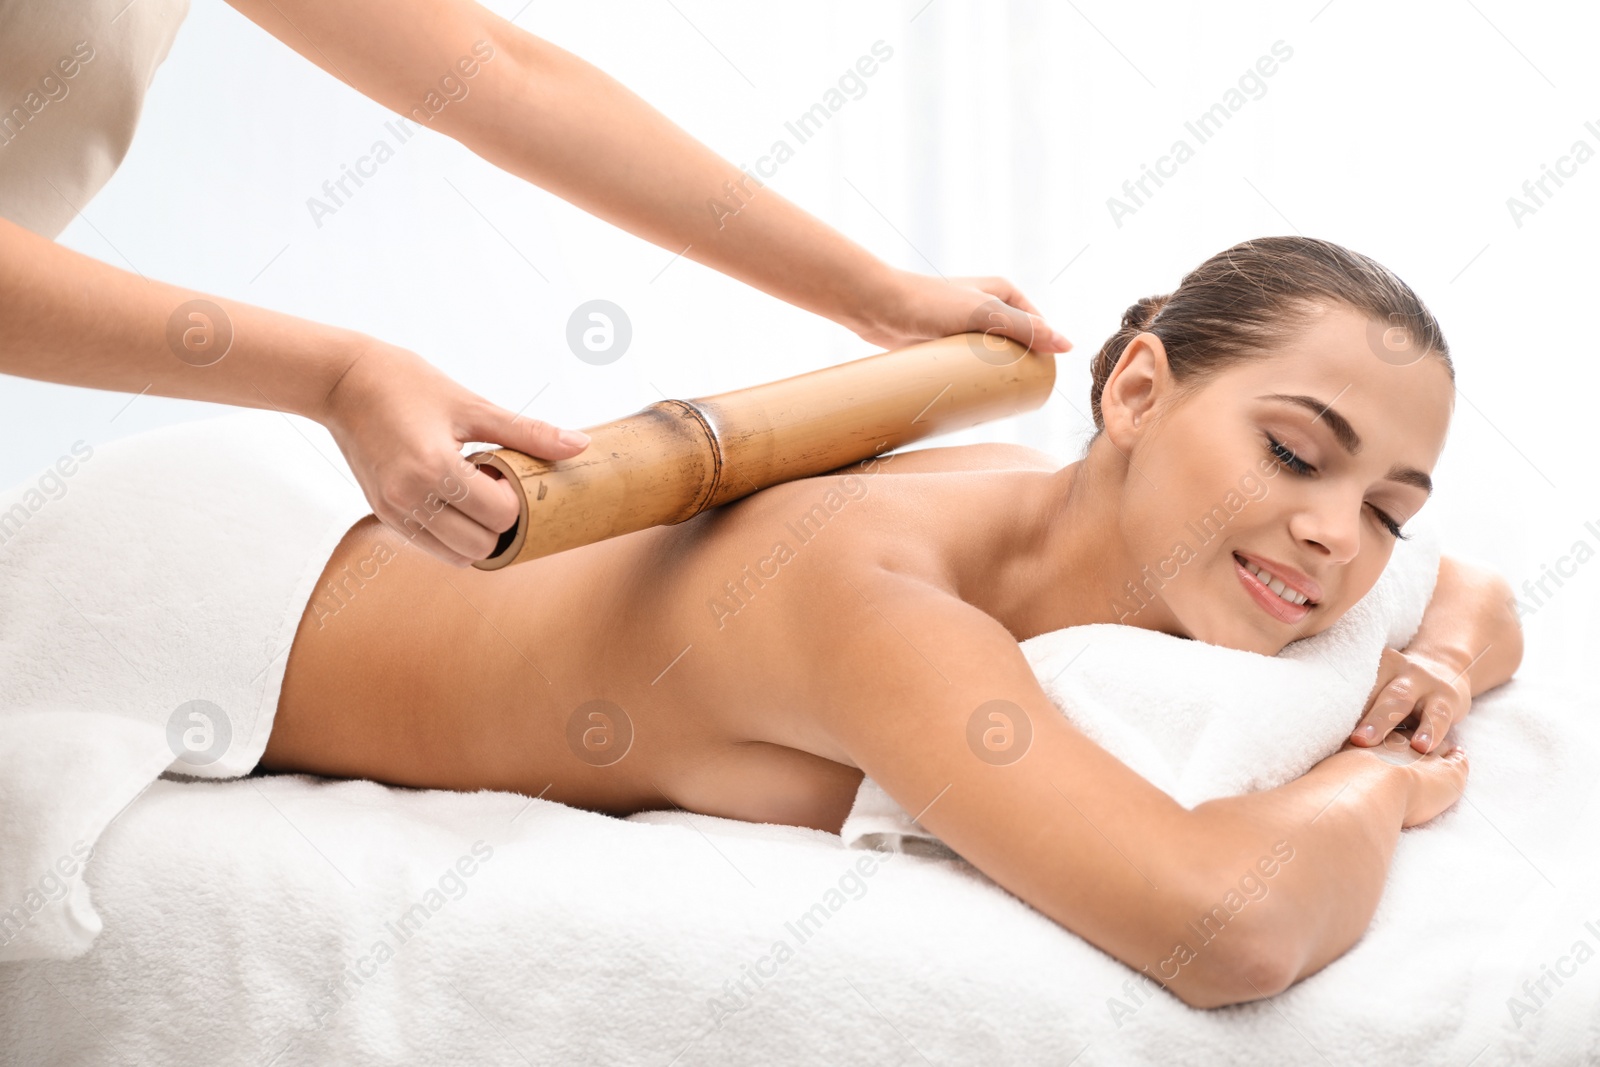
[0,0,190,238]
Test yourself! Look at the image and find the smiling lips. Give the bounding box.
[1232,551,1317,624]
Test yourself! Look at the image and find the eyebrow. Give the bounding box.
[1259,393,1433,496]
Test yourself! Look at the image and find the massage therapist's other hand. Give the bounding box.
[1348,647,1474,756]
[1332,735,1470,829]
[320,341,591,567]
[851,269,1073,355]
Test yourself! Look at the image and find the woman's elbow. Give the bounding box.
[1133,858,1304,1008]
[1169,932,1298,1008]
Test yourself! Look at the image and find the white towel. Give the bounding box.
[0,411,370,961]
[840,520,1442,856]
[6,673,1598,1067]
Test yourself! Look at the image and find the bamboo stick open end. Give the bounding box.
[468,450,528,571]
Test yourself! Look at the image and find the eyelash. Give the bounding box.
[1263,433,1411,541]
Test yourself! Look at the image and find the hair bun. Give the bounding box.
[1123,294,1170,331]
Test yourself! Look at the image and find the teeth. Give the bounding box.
[1241,557,1309,606]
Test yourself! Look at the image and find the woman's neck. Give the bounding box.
[974,450,1189,644]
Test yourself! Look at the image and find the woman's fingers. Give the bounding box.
[1351,677,1419,745]
[1412,694,1458,754]
[1362,731,1470,828]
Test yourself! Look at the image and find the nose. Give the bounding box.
[1288,489,1362,565]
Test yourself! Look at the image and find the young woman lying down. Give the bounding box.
[260,235,1523,1009]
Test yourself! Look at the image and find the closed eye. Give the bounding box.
[1264,432,1313,476]
[1263,432,1411,540]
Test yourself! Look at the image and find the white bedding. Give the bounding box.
[3,412,1598,1065]
[2,674,1598,1066]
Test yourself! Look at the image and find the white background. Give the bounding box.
[4,0,1596,691]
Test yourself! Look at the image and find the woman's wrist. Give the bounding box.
[1399,642,1476,704]
[1402,557,1523,698]
[1399,641,1474,681]
[1324,745,1412,826]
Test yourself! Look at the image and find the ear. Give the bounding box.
[1101,331,1173,450]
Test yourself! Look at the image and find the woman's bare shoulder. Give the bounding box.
[848,441,1062,476]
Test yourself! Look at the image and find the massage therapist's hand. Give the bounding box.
[849,269,1074,354]
[320,340,590,567]
[1348,646,1473,756]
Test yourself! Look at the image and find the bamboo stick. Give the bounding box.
[467,332,1054,569]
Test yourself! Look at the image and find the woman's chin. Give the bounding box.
[1228,617,1337,657]
[1158,594,1328,655]
[1228,634,1286,657]
[1175,614,1286,657]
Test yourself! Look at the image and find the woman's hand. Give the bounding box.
[1348,646,1474,755]
[1334,732,1470,828]
[320,341,591,567]
[849,269,1073,354]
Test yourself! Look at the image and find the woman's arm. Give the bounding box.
[1349,554,1524,754]
[789,562,1467,1008]
[220,0,1069,353]
[1183,736,1464,997]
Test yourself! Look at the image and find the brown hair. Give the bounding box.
[1088,236,1452,434]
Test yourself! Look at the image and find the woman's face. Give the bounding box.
[1103,303,1454,655]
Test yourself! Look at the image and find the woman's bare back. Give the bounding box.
[262,443,1062,832]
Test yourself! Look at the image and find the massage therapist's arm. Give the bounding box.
[800,565,1468,1008]
[219,0,1068,353]
[0,216,561,565]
